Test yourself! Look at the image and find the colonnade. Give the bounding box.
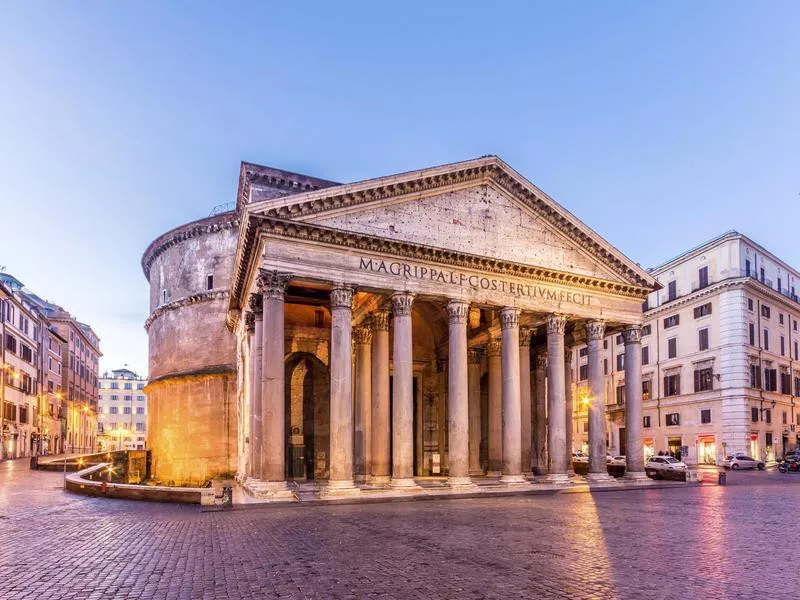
[245,269,647,493]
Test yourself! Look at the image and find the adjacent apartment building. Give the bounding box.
[571,231,800,465]
[97,368,147,451]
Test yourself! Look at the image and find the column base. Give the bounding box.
[500,474,528,486]
[368,475,391,487]
[242,479,295,500]
[390,477,420,490]
[469,469,485,477]
[447,476,476,489]
[584,472,617,484]
[522,471,534,480]
[485,470,502,477]
[544,473,571,485]
[623,471,650,483]
[322,480,361,496]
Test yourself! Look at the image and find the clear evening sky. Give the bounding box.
[1,2,797,376]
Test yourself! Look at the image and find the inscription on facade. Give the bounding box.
[359,258,592,305]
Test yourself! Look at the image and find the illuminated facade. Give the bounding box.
[143,156,658,491]
[98,368,148,451]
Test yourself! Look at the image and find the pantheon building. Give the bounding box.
[142,156,658,495]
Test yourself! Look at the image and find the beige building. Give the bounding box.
[143,156,658,491]
[98,368,148,451]
[571,231,800,466]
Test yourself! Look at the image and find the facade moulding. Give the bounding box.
[144,290,230,331]
[141,214,240,280]
[145,365,237,390]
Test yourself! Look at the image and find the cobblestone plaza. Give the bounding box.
[0,459,795,599]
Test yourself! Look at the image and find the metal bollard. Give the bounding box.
[222,485,233,508]
[718,472,726,485]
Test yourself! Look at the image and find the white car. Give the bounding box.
[608,456,626,467]
[572,452,588,463]
[723,455,765,470]
[645,456,687,479]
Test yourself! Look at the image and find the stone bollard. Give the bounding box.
[718,471,727,485]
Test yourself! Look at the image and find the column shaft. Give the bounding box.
[547,314,569,481]
[447,301,472,486]
[486,339,503,476]
[500,308,524,483]
[467,349,482,475]
[353,326,373,483]
[328,286,355,490]
[249,302,263,479]
[565,349,574,474]
[532,353,548,475]
[624,325,647,479]
[519,329,533,476]
[259,270,291,484]
[586,320,609,479]
[391,292,416,487]
[370,311,391,484]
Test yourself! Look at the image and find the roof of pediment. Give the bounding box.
[229,156,659,322]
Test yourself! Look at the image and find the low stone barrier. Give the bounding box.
[66,463,208,504]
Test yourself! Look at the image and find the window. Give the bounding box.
[795,320,798,332]
[666,412,680,426]
[698,328,709,351]
[783,411,788,425]
[162,289,167,305]
[765,409,772,424]
[124,395,132,402]
[579,364,588,381]
[693,303,712,319]
[137,383,144,390]
[750,364,762,388]
[694,368,713,392]
[749,323,755,346]
[779,278,783,293]
[764,368,777,392]
[20,344,32,363]
[643,415,651,428]
[123,407,131,415]
[781,371,791,394]
[137,395,145,401]
[698,266,709,289]
[124,383,132,390]
[761,267,766,283]
[795,376,800,397]
[668,281,677,301]
[642,324,651,336]
[579,347,588,358]
[615,334,624,345]
[664,373,681,396]
[616,354,625,372]
[136,407,145,415]
[110,394,119,401]
[746,260,751,277]
[748,298,754,311]
[642,346,650,366]
[763,329,769,351]
[668,338,677,359]
[795,341,799,360]
[603,340,608,350]
[110,406,118,414]
[615,385,626,405]
[206,274,213,290]
[780,313,785,325]
[603,359,608,375]
[5,334,16,354]
[664,315,680,329]
[642,380,652,400]
[762,305,771,319]
[136,423,145,432]
[110,382,119,390]
[700,409,711,424]
[781,336,786,356]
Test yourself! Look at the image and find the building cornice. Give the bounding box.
[141,213,239,281]
[144,290,229,331]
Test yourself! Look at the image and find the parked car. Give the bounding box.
[779,457,800,473]
[608,456,626,467]
[723,455,765,470]
[645,456,687,479]
[572,452,588,463]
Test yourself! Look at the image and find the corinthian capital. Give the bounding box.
[500,307,521,330]
[391,292,415,317]
[623,324,643,345]
[446,300,470,325]
[257,269,292,300]
[371,310,390,332]
[248,293,263,315]
[585,320,606,341]
[519,328,533,347]
[486,339,502,357]
[547,314,567,335]
[330,286,354,310]
[353,326,373,346]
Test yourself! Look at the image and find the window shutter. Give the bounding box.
[663,376,669,394]
[694,370,700,393]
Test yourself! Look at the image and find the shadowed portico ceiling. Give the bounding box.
[228,156,659,325]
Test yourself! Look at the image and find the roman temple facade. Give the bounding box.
[143,156,658,492]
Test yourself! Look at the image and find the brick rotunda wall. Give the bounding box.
[142,212,239,486]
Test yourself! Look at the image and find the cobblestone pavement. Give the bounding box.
[0,459,797,599]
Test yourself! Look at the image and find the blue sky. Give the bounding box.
[1,2,798,375]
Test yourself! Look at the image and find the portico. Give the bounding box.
[229,156,658,497]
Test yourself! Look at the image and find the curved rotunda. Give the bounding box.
[143,156,658,491]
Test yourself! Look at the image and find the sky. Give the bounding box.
[0,2,798,376]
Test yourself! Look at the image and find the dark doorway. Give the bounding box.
[284,353,330,480]
[619,427,627,457]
